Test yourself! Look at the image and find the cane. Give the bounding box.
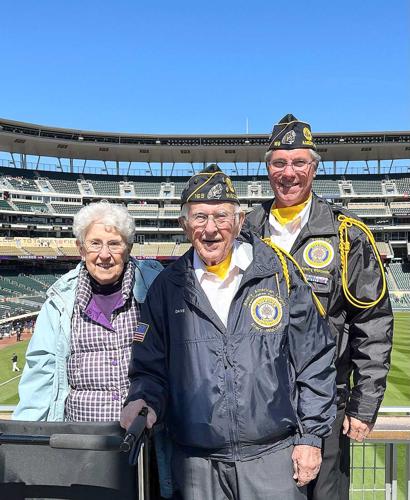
[121,406,148,464]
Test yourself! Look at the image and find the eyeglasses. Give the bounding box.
[188,213,238,229]
[268,159,315,170]
[84,240,127,254]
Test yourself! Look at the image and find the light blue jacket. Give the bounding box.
[13,258,163,422]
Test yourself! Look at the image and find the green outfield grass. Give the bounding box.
[0,340,28,405]
[383,311,410,407]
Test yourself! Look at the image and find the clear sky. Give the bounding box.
[1,0,409,135]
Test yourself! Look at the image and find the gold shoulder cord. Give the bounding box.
[337,215,387,309]
[262,238,326,318]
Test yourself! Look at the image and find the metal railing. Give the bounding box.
[1,406,410,499]
[350,409,410,500]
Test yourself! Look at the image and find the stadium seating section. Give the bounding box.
[348,203,391,217]
[128,204,159,217]
[390,202,410,215]
[388,262,410,290]
[0,168,409,316]
[91,180,121,196]
[0,270,63,319]
[3,172,410,198]
[351,180,383,195]
[51,203,82,215]
[48,178,81,194]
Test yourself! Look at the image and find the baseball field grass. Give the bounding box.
[0,339,28,406]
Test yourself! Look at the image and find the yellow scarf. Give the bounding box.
[271,194,312,226]
[206,250,233,280]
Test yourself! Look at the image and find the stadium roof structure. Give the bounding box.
[0,117,410,164]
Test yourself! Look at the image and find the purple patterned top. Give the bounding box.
[65,260,140,422]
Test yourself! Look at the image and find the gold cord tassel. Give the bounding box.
[337,215,387,309]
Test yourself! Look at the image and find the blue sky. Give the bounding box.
[0,0,409,135]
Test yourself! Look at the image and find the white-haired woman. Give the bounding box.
[13,201,163,422]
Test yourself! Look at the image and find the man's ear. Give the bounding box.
[179,217,193,243]
[235,211,246,237]
[178,217,187,231]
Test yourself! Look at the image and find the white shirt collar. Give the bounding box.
[193,240,253,282]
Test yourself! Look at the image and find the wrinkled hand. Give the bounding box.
[342,415,374,442]
[292,445,322,487]
[120,398,157,430]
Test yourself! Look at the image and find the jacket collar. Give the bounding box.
[251,194,339,242]
[47,257,150,313]
[166,233,280,288]
[302,194,339,237]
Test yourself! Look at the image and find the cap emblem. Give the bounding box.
[282,130,296,145]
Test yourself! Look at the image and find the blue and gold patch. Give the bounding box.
[250,294,283,329]
[303,240,334,269]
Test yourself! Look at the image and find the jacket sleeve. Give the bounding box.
[344,230,393,422]
[12,300,59,421]
[287,266,337,448]
[126,279,169,421]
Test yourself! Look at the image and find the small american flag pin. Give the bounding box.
[133,322,149,342]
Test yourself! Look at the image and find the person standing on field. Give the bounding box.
[12,353,20,372]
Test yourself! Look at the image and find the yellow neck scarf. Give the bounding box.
[206,250,233,280]
[271,194,312,226]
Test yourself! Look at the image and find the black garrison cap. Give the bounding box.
[181,164,240,205]
[267,113,316,151]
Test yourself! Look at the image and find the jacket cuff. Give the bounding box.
[124,391,163,422]
[294,434,322,448]
[346,395,382,423]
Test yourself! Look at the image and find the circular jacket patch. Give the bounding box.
[250,295,282,329]
[303,240,334,269]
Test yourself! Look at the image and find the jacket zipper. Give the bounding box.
[223,344,241,461]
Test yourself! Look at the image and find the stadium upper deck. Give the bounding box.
[1,117,410,164]
[0,116,409,258]
[0,118,409,315]
[0,168,409,255]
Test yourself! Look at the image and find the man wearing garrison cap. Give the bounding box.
[245,114,393,500]
[122,164,336,499]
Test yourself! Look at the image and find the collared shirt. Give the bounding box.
[193,240,253,327]
[268,197,312,252]
[65,260,140,422]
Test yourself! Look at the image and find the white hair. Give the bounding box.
[265,148,322,166]
[73,201,135,244]
[180,202,242,219]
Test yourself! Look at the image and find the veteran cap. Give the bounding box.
[267,113,316,151]
[181,164,240,206]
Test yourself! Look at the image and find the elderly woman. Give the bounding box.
[13,201,162,422]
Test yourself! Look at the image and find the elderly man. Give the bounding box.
[245,115,393,500]
[121,164,336,500]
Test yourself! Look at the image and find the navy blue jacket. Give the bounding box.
[127,234,336,461]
